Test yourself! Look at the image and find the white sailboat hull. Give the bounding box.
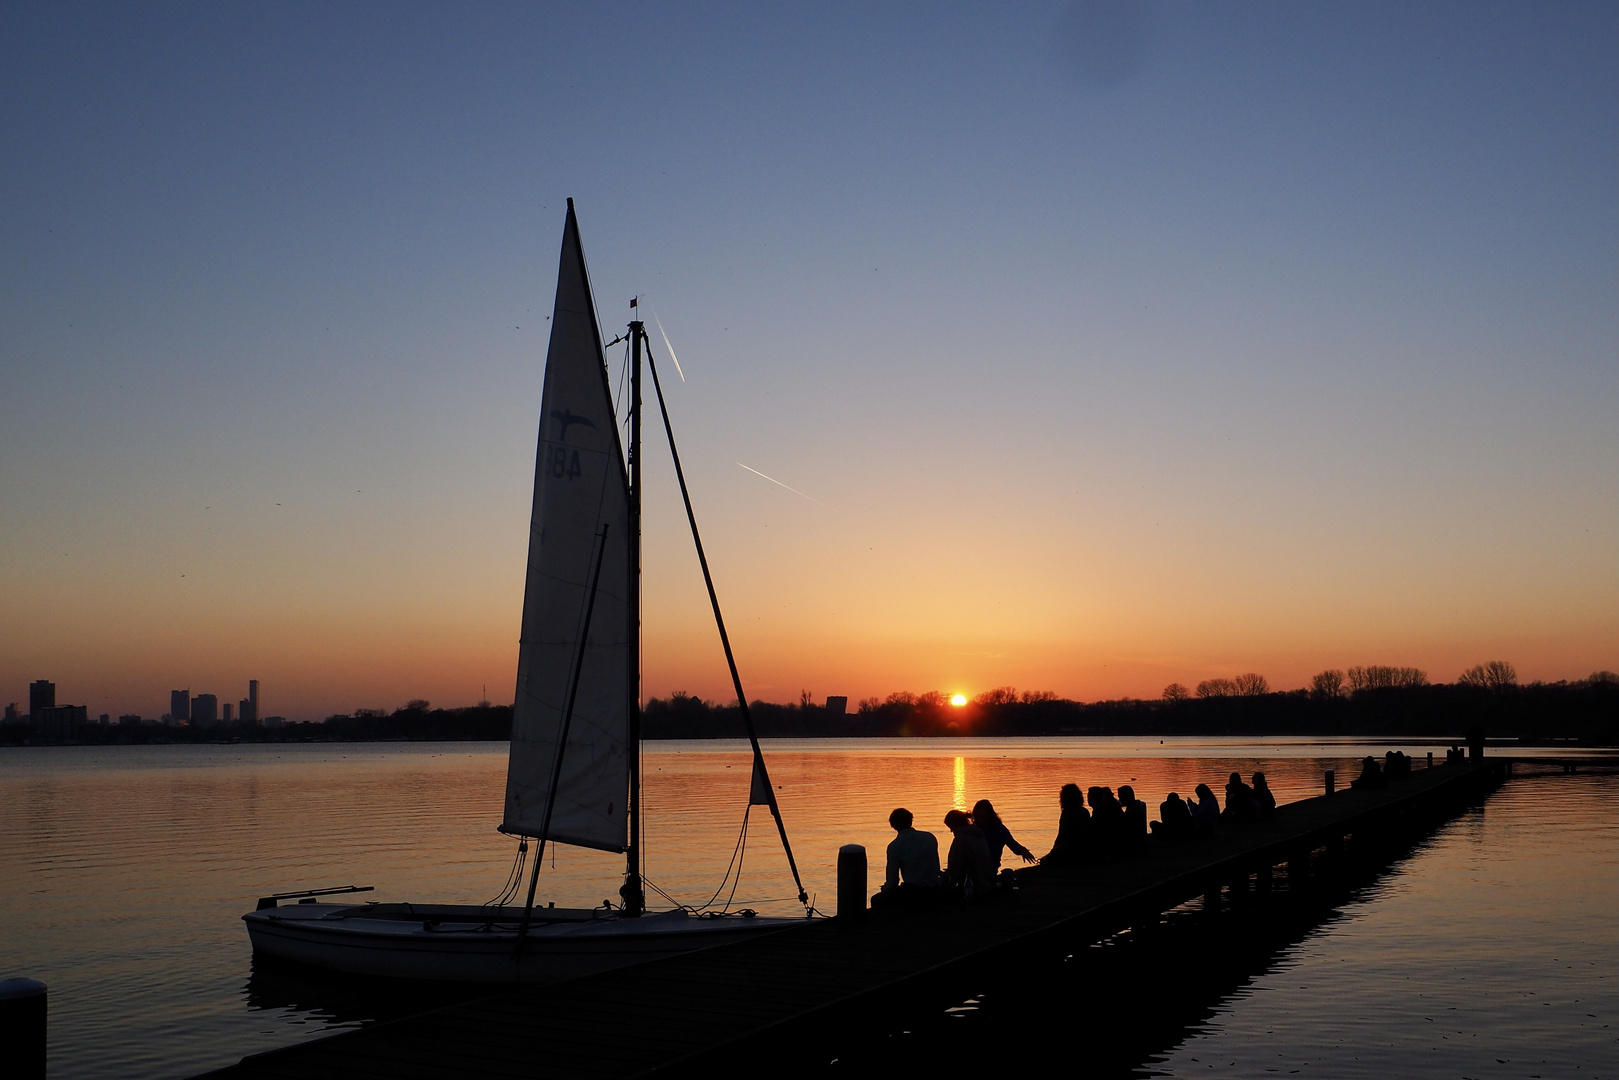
[244,902,800,984]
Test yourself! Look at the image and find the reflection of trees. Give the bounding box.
[1458,660,1517,690]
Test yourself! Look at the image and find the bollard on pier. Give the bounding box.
[1324,769,1335,796]
[837,844,867,918]
[0,977,47,1080]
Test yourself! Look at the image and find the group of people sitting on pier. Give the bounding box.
[874,770,1284,909]
[872,800,1032,910]
[1351,750,1414,790]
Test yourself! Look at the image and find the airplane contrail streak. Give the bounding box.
[653,312,685,382]
[736,462,830,508]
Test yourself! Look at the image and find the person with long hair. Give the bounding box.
[1041,782,1091,866]
[970,798,1036,872]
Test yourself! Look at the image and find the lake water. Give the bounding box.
[0,738,1612,1078]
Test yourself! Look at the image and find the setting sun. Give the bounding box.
[950,694,967,707]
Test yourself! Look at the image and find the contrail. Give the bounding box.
[736,462,829,509]
[653,311,685,382]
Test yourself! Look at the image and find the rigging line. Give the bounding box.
[696,805,751,911]
[643,344,810,909]
[516,523,612,950]
[722,809,748,913]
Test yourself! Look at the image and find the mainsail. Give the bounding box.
[502,201,633,853]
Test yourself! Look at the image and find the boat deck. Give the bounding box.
[199,759,1506,1079]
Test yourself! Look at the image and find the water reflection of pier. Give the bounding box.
[200,759,1521,1079]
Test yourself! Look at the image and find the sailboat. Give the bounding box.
[243,200,812,983]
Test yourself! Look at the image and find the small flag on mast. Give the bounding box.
[630,297,638,309]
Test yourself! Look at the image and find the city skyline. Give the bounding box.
[3,4,1615,718]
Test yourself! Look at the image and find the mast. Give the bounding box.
[622,316,646,916]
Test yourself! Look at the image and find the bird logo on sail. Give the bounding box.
[550,408,597,443]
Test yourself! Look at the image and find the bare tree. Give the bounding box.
[1311,669,1346,698]
[1162,682,1190,702]
[1233,672,1270,696]
[1347,665,1428,691]
[916,691,948,709]
[974,686,1020,706]
[1458,661,1517,690]
[1019,690,1058,703]
[1196,678,1237,698]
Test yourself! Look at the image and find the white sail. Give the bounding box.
[502,201,633,853]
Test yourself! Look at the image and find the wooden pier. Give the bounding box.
[201,759,1509,1079]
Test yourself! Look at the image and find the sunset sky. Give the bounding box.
[3,2,1615,720]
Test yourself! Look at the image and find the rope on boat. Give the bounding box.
[484,838,528,908]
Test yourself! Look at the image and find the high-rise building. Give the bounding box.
[3,703,18,723]
[30,680,55,719]
[222,702,233,723]
[192,694,218,725]
[246,679,260,726]
[35,704,85,740]
[171,690,191,724]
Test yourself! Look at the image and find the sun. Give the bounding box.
[950,694,968,707]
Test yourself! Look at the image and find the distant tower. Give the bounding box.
[171,689,191,724]
[247,679,260,726]
[222,702,233,723]
[192,694,218,725]
[30,680,56,719]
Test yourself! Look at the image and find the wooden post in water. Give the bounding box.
[0,978,46,1080]
[1427,751,1434,768]
[837,845,867,918]
[1324,769,1335,796]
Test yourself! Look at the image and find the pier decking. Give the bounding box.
[202,759,1507,1079]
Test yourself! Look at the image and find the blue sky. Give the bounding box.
[3,2,1614,717]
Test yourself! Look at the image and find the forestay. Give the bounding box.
[502,201,633,853]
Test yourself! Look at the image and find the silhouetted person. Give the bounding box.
[1223,771,1257,821]
[1384,750,1410,780]
[871,807,943,911]
[1089,785,1123,858]
[1466,724,1485,761]
[1350,756,1386,790]
[1042,782,1091,866]
[1117,785,1149,849]
[1251,772,1276,820]
[1152,792,1194,840]
[971,799,1035,871]
[1190,784,1220,837]
[944,809,996,898]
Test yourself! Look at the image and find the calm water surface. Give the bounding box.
[0,738,1610,1078]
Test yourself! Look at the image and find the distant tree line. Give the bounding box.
[642,668,1616,744]
[7,667,1613,747]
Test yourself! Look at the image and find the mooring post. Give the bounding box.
[0,978,46,1080]
[837,844,867,918]
[1427,751,1433,768]
[1324,769,1335,796]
